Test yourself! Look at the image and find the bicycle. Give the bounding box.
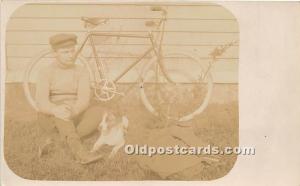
[23,6,235,123]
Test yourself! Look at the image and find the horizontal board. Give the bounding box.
[6,4,238,84]
[6,58,238,71]
[6,72,238,84]
[6,45,239,58]
[6,32,239,45]
[7,18,238,33]
[11,4,236,20]
[6,58,238,83]
[7,43,239,47]
[6,57,238,70]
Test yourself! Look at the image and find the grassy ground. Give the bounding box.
[4,83,238,181]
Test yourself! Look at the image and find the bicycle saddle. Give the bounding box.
[81,17,108,28]
[145,20,157,27]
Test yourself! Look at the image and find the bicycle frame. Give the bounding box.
[75,24,167,86]
[23,6,234,121]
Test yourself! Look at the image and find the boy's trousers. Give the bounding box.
[37,104,105,159]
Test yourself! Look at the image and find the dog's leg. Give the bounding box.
[109,141,125,159]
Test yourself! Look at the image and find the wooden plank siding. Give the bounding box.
[5,3,239,83]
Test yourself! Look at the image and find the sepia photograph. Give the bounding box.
[3,2,239,181]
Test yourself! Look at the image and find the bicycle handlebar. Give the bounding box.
[150,6,167,14]
[81,17,108,25]
[151,6,163,11]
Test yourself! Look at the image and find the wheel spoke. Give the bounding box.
[102,86,115,91]
[139,51,213,123]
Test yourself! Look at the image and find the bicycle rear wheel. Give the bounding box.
[23,49,93,111]
[140,51,213,122]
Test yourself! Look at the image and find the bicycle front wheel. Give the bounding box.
[140,51,213,123]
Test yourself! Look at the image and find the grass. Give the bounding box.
[4,83,238,181]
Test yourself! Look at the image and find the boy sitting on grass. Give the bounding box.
[36,33,105,164]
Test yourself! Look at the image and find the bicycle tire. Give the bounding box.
[139,50,213,122]
[23,49,94,111]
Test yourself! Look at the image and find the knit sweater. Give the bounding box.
[35,61,91,116]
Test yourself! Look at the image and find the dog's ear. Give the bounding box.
[121,116,129,128]
[99,120,108,131]
[103,112,108,119]
[98,113,108,131]
[98,121,103,131]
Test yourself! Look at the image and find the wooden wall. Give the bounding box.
[5,3,239,83]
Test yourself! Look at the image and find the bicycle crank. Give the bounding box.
[93,79,123,101]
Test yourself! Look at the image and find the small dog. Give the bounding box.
[91,112,128,158]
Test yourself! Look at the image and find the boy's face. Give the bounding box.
[54,46,76,67]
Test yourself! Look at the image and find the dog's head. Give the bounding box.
[99,112,128,131]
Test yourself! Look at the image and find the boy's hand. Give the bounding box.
[51,105,72,121]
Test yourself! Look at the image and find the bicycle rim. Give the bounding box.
[23,49,93,111]
[140,51,213,123]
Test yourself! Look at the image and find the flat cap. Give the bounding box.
[49,33,77,50]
